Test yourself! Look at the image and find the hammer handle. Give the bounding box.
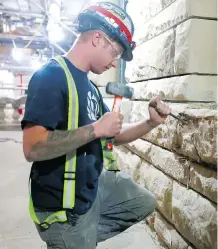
[112,95,123,112]
[106,95,123,151]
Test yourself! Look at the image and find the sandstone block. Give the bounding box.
[127,19,216,82]
[114,146,142,183]
[98,87,113,98]
[154,212,190,249]
[189,163,217,203]
[125,30,175,82]
[134,0,217,44]
[172,109,217,165]
[129,101,217,165]
[174,19,217,74]
[127,0,175,25]
[128,75,217,102]
[172,182,217,249]
[126,139,189,185]
[120,99,132,123]
[141,161,173,222]
[89,69,117,86]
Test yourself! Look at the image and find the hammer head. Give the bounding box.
[106,82,134,99]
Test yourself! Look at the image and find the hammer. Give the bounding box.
[105,82,134,150]
[106,83,188,150]
[106,82,134,112]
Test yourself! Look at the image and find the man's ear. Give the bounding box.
[92,31,102,47]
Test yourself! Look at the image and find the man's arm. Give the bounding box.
[114,97,171,146]
[114,120,157,146]
[23,111,123,162]
[23,124,96,162]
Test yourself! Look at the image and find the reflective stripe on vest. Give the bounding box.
[90,83,119,171]
[55,56,79,209]
[29,56,119,229]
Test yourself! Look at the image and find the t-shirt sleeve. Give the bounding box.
[21,63,66,130]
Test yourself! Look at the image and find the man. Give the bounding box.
[22,2,171,249]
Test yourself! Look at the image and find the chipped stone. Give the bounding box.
[114,146,142,183]
[154,212,189,249]
[140,161,173,222]
[126,20,216,82]
[172,182,217,249]
[126,139,189,185]
[129,101,217,165]
[189,163,217,203]
[125,29,175,82]
[174,19,217,74]
[134,0,217,44]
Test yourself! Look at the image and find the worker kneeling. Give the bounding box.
[22,2,171,249]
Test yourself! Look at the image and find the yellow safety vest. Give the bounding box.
[29,56,119,229]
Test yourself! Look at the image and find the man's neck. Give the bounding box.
[65,43,91,72]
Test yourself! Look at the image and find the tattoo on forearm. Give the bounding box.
[29,125,96,161]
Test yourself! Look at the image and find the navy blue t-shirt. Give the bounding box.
[22,57,109,214]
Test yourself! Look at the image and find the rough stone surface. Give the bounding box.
[129,101,217,165]
[125,29,175,82]
[89,69,118,86]
[154,212,190,249]
[133,0,217,44]
[125,139,189,185]
[189,163,217,203]
[140,161,173,222]
[120,99,133,123]
[114,146,142,183]
[174,19,217,75]
[128,75,217,101]
[127,0,176,26]
[126,19,216,82]
[172,182,217,249]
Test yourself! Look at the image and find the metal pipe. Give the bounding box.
[119,0,128,84]
[0,34,47,42]
[0,9,43,18]
[52,42,66,53]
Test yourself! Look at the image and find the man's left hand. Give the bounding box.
[147,97,171,127]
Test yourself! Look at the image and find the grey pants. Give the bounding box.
[35,170,157,249]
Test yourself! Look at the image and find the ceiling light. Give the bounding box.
[49,2,61,20]
[11,48,23,62]
[48,24,65,43]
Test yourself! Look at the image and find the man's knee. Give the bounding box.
[141,190,157,216]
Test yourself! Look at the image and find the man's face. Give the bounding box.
[90,32,124,74]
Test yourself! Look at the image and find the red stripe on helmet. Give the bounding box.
[89,5,132,43]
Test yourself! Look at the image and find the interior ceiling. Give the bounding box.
[0,0,94,73]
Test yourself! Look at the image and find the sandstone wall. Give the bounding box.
[116,1,217,248]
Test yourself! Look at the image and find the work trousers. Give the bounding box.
[35,169,157,249]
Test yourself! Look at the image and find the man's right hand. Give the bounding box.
[93,112,123,138]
